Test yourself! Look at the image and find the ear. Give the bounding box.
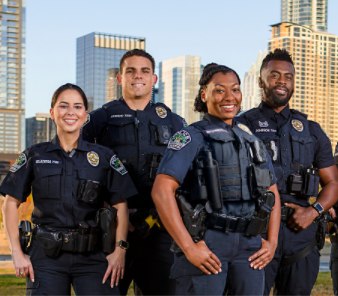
[200,88,206,102]
[50,108,54,120]
[152,74,158,86]
[258,77,263,89]
[116,73,122,86]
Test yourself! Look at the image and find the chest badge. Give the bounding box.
[87,151,99,167]
[238,124,252,135]
[292,120,303,132]
[259,121,268,127]
[168,130,191,150]
[9,153,27,173]
[156,106,167,118]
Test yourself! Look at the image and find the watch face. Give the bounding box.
[314,203,324,213]
[117,240,129,249]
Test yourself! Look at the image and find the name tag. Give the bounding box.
[36,160,62,165]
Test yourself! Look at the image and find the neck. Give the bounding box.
[123,93,151,111]
[262,99,288,113]
[57,130,80,152]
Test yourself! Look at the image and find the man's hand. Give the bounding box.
[285,203,319,232]
[248,238,277,270]
[185,241,222,275]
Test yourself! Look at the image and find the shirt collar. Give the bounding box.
[120,97,153,110]
[259,101,291,121]
[203,113,232,129]
[46,135,91,153]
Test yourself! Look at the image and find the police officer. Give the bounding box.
[236,48,338,295]
[152,63,281,295]
[0,83,137,295]
[82,49,185,295]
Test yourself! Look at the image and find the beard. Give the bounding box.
[261,81,293,108]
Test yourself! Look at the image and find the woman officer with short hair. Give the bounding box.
[152,63,281,295]
[1,83,137,295]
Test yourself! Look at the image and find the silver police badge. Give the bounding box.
[238,124,252,135]
[9,153,27,173]
[156,107,167,118]
[291,120,304,132]
[87,151,99,167]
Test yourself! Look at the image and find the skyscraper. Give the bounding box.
[76,32,145,111]
[26,113,55,148]
[268,22,337,145]
[0,0,26,157]
[281,0,328,31]
[158,55,201,124]
[242,50,268,111]
[106,68,122,103]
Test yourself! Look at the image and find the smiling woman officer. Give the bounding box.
[0,83,137,296]
[152,63,281,295]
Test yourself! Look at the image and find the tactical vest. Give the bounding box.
[190,120,271,202]
[241,108,316,204]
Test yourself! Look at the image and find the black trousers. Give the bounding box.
[118,228,175,295]
[26,239,119,295]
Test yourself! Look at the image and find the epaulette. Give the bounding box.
[154,102,171,112]
[237,107,260,118]
[102,99,122,110]
[290,109,308,119]
[89,107,102,115]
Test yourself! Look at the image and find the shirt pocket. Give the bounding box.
[149,120,173,146]
[107,117,136,146]
[290,134,314,166]
[33,166,62,200]
[77,168,106,202]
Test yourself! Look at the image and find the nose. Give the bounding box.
[134,70,143,79]
[277,75,287,85]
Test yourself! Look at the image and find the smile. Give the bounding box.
[64,119,77,125]
[274,87,288,95]
[221,105,236,111]
[132,83,145,88]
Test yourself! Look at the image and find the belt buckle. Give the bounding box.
[235,217,247,233]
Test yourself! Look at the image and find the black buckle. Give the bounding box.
[235,218,248,233]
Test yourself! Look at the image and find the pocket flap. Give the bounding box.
[202,130,235,143]
[291,134,313,144]
[170,256,204,279]
[108,117,134,127]
[34,166,62,181]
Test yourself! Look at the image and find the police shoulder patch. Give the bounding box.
[168,130,192,150]
[10,152,27,173]
[155,106,167,118]
[238,124,252,135]
[87,151,99,167]
[110,155,127,175]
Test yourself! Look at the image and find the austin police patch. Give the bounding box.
[182,118,188,127]
[291,120,303,132]
[259,121,269,127]
[83,114,90,127]
[155,107,167,118]
[10,153,27,173]
[110,155,127,175]
[238,124,252,135]
[87,151,99,167]
[168,130,191,150]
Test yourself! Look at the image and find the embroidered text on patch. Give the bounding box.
[10,153,27,173]
[168,130,192,150]
[110,155,127,175]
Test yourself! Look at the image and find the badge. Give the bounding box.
[238,124,252,135]
[83,114,90,127]
[168,130,192,150]
[156,107,167,118]
[87,151,99,167]
[182,118,188,127]
[110,155,127,175]
[291,120,303,132]
[259,121,268,128]
[10,153,27,173]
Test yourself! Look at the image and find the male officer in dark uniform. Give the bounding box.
[82,49,185,295]
[236,48,338,295]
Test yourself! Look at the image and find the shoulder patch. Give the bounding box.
[83,114,90,127]
[10,153,27,173]
[87,151,100,167]
[155,106,167,118]
[182,118,188,127]
[238,124,252,135]
[168,130,192,150]
[110,155,127,175]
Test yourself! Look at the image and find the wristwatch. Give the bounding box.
[116,240,129,250]
[312,202,324,215]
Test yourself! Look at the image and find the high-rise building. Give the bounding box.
[0,0,26,157]
[76,32,145,111]
[268,22,337,145]
[26,113,55,148]
[106,68,121,102]
[158,55,201,124]
[242,50,268,111]
[281,0,328,32]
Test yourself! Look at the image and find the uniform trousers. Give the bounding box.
[118,228,175,295]
[171,229,264,296]
[262,222,319,295]
[330,242,338,296]
[26,239,119,296]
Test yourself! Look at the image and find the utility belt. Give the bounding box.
[287,164,319,198]
[20,207,117,258]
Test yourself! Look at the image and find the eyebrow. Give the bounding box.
[271,70,294,76]
[58,101,83,105]
[125,67,151,71]
[215,83,239,87]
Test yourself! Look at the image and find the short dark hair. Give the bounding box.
[194,63,241,114]
[119,49,155,74]
[260,48,294,75]
[51,83,88,111]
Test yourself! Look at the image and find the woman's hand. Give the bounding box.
[185,240,222,275]
[12,250,34,281]
[248,238,277,270]
[102,248,126,288]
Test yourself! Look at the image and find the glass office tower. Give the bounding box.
[76,32,146,111]
[0,0,26,155]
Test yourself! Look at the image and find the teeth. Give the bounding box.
[65,120,76,123]
[133,84,144,87]
[222,105,235,109]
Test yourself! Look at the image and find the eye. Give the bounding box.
[75,106,83,109]
[60,105,67,109]
[216,89,224,93]
[233,88,240,92]
[143,70,149,73]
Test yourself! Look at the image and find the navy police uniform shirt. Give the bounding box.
[82,98,185,209]
[157,113,276,217]
[0,136,137,229]
[236,101,334,206]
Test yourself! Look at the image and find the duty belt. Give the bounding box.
[206,213,251,234]
[281,206,294,222]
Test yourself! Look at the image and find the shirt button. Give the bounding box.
[282,133,285,136]
[142,169,145,171]
[284,163,287,166]
[242,156,244,159]
[142,153,145,156]
[284,148,287,151]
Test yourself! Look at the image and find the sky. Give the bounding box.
[25,0,338,118]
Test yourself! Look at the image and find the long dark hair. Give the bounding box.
[194,63,241,114]
[51,83,88,111]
